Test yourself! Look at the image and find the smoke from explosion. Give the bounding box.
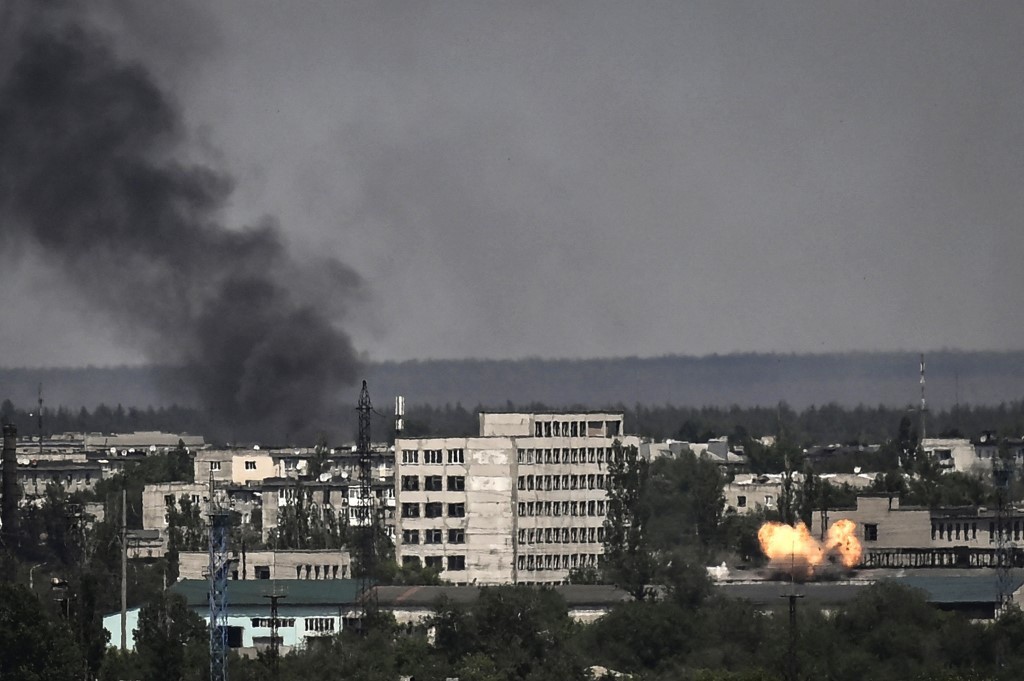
[758,519,862,581]
[0,4,362,441]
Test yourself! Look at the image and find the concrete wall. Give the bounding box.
[232,454,276,485]
[396,436,514,584]
[141,482,208,533]
[194,449,234,484]
[810,496,933,549]
[102,605,361,653]
[19,464,101,498]
[177,549,353,581]
[479,413,532,437]
[724,480,782,514]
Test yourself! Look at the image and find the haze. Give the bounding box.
[2,1,1022,368]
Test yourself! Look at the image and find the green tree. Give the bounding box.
[166,493,207,582]
[0,582,83,681]
[602,441,655,599]
[645,451,725,553]
[433,587,585,681]
[134,591,208,681]
[796,464,819,528]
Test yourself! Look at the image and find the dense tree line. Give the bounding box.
[4,395,1024,447]
[8,576,1023,681]
[0,398,209,440]
[396,400,1024,449]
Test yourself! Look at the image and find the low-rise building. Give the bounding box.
[724,474,782,514]
[811,496,1024,568]
[176,549,353,581]
[103,580,364,654]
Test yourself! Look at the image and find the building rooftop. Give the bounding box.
[371,584,630,608]
[171,579,366,607]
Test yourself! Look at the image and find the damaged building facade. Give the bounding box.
[394,411,639,585]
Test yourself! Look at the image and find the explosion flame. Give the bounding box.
[758,519,862,580]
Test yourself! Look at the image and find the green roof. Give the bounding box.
[171,579,366,607]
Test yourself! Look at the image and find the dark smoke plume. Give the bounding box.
[0,5,362,442]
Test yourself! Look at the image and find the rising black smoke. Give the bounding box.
[0,4,362,442]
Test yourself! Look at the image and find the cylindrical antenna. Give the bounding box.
[919,353,927,442]
[395,395,405,435]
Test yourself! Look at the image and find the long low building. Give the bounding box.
[718,569,1024,620]
[812,496,1024,568]
[103,580,364,654]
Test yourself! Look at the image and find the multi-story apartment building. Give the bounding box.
[394,411,639,585]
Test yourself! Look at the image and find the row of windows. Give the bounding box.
[247,617,337,632]
[401,502,466,518]
[929,521,1024,543]
[27,473,94,488]
[403,528,465,545]
[518,526,605,545]
[517,448,617,465]
[517,500,606,517]
[517,473,607,491]
[735,495,774,508]
[400,475,465,492]
[305,617,335,632]
[403,555,466,571]
[533,419,620,438]
[401,449,465,465]
[517,552,600,571]
[251,617,296,628]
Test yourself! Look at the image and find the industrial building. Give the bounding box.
[394,411,640,585]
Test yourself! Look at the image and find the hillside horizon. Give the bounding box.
[1,350,1021,414]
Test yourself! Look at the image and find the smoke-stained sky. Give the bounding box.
[3,1,1023,367]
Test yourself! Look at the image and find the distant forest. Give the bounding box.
[2,351,1023,410]
[1,352,1023,444]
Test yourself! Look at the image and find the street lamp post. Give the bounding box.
[29,562,43,590]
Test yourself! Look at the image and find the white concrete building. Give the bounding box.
[394,411,639,585]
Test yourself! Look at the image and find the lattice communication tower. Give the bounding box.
[994,446,1015,612]
[208,476,231,681]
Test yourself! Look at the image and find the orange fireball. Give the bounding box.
[758,519,863,577]
[824,518,862,568]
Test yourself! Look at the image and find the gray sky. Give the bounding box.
[3,1,1023,367]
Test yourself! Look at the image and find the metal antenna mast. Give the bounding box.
[994,440,1015,613]
[37,383,43,459]
[919,354,928,443]
[208,474,231,681]
[356,381,378,615]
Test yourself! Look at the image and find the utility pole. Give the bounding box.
[781,590,804,681]
[263,591,286,681]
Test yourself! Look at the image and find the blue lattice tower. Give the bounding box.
[208,509,231,681]
[994,447,1015,614]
